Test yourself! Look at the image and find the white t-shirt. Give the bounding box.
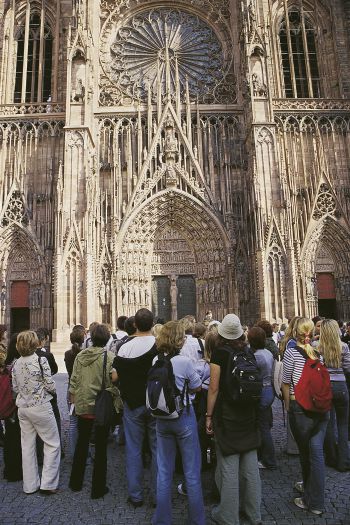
[118,335,155,358]
[114,330,128,340]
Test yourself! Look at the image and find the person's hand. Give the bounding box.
[206,415,214,435]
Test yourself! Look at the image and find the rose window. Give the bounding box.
[107,8,224,99]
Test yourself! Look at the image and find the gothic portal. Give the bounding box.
[1,1,350,341]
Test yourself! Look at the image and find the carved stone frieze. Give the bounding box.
[0,102,65,117]
[273,98,350,112]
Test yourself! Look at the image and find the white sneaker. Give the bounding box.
[294,497,322,515]
[258,461,267,469]
[177,483,187,496]
[294,481,304,493]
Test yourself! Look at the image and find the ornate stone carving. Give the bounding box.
[1,191,28,227]
[0,103,64,116]
[108,8,223,100]
[273,99,350,112]
[312,183,337,220]
[99,2,235,105]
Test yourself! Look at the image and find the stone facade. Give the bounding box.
[1,0,350,341]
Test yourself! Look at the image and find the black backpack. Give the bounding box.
[224,346,262,404]
[146,354,188,419]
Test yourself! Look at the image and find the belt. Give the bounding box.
[290,395,296,400]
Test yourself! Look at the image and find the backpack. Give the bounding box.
[112,335,129,356]
[293,346,332,413]
[146,354,188,419]
[0,369,16,419]
[224,346,262,404]
[272,356,283,399]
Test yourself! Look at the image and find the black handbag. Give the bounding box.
[94,350,116,428]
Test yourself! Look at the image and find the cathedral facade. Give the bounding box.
[0,0,350,341]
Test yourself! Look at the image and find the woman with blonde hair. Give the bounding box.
[318,319,350,471]
[11,330,60,495]
[152,321,205,525]
[279,316,301,355]
[282,317,330,516]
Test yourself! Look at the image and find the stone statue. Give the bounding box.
[170,275,178,320]
[99,281,106,305]
[252,73,267,97]
[139,282,145,305]
[0,285,6,310]
[73,78,85,102]
[122,281,128,305]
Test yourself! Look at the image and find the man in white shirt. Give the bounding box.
[112,309,158,508]
[179,315,202,363]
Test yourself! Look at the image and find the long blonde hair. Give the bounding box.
[156,321,185,356]
[279,316,301,354]
[295,317,317,359]
[318,319,342,368]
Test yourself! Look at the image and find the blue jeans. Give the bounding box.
[258,386,276,468]
[152,406,205,525]
[123,403,157,503]
[324,381,350,471]
[289,400,329,511]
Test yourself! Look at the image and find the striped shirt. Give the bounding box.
[282,347,306,395]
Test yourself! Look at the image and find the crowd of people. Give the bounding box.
[0,311,350,524]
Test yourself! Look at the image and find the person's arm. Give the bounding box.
[281,348,293,411]
[47,352,58,376]
[186,360,202,393]
[40,357,56,394]
[69,356,79,403]
[282,383,290,411]
[341,344,350,375]
[206,363,220,435]
[111,356,119,382]
[11,364,18,394]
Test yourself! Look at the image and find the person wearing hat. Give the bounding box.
[206,314,262,525]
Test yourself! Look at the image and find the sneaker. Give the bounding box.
[258,461,267,469]
[177,483,187,496]
[294,497,307,510]
[294,497,322,515]
[294,481,304,493]
[127,497,143,508]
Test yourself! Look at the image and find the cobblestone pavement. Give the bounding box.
[1,373,350,525]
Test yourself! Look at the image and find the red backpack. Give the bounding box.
[294,346,332,413]
[0,369,16,419]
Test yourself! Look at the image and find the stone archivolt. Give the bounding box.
[115,188,230,320]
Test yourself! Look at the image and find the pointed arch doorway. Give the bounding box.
[315,247,337,319]
[116,189,232,321]
[151,226,197,321]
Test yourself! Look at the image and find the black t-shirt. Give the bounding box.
[211,346,231,391]
[210,343,260,455]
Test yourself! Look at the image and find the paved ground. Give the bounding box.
[1,373,350,525]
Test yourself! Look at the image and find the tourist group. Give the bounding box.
[1,311,350,524]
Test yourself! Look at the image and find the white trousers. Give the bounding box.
[18,402,60,493]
